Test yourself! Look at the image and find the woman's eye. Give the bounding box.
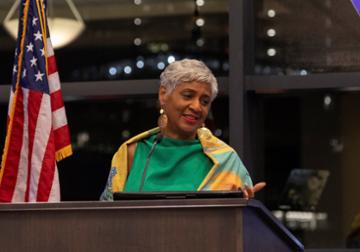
[201,98,210,106]
[182,93,192,99]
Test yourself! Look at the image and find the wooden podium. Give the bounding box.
[0,198,303,252]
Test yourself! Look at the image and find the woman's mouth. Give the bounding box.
[183,114,199,124]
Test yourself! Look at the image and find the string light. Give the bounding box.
[196,38,204,47]
[195,18,205,27]
[133,38,142,46]
[300,69,308,75]
[108,67,117,76]
[167,55,176,64]
[192,0,204,46]
[160,43,169,51]
[267,48,276,56]
[136,60,144,69]
[134,18,142,26]
[267,9,276,18]
[157,62,165,70]
[195,0,205,7]
[124,66,132,74]
[267,28,276,37]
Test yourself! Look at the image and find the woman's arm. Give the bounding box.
[100,142,137,201]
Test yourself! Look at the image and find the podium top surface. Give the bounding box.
[0,197,249,212]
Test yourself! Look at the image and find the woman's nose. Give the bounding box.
[189,99,202,112]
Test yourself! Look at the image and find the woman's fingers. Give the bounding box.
[242,187,249,199]
[253,182,266,193]
[241,182,266,199]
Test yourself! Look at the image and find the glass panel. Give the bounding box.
[59,96,228,200]
[254,0,360,75]
[0,96,228,200]
[0,0,229,84]
[250,90,360,248]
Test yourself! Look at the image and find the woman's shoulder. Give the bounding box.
[197,127,235,154]
[127,127,160,144]
[111,128,159,170]
[115,127,160,152]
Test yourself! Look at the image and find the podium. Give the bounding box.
[0,198,303,252]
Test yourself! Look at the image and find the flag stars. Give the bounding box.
[30,56,38,67]
[22,69,27,78]
[26,42,34,52]
[34,30,42,41]
[40,48,45,57]
[13,65,17,74]
[32,17,38,26]
[35,71,44,82]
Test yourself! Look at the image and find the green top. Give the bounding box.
[124,134,213,192]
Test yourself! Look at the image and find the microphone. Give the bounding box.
[139,133,163,191]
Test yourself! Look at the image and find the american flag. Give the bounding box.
[0,0,72,202]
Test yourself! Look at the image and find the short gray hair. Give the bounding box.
[160,59,218,100]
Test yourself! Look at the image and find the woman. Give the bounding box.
[101,59,265,200]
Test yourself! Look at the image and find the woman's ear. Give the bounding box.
[158,85,167,105]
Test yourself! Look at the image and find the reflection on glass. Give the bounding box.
[0,96,228,200]
[255,0,360,75]
[0,0,229,84]
[253,91,360,248]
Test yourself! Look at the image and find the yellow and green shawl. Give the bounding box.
[100,127,253,200]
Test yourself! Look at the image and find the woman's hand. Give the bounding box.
[241,182,266,200]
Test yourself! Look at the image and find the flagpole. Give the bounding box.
[0,0,30,184]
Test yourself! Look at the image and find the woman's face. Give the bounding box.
[159,81,212,140]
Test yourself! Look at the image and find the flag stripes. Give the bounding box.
[0,0,72,202]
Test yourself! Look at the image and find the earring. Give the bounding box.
[158,108,168,130]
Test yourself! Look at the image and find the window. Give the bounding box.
[254,0,360,75]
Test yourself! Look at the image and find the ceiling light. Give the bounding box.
[3,0,85,49]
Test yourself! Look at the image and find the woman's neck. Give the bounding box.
[160,127,196,140]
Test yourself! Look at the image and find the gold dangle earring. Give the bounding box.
[198,122,211,140]
[158,107,168,131]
